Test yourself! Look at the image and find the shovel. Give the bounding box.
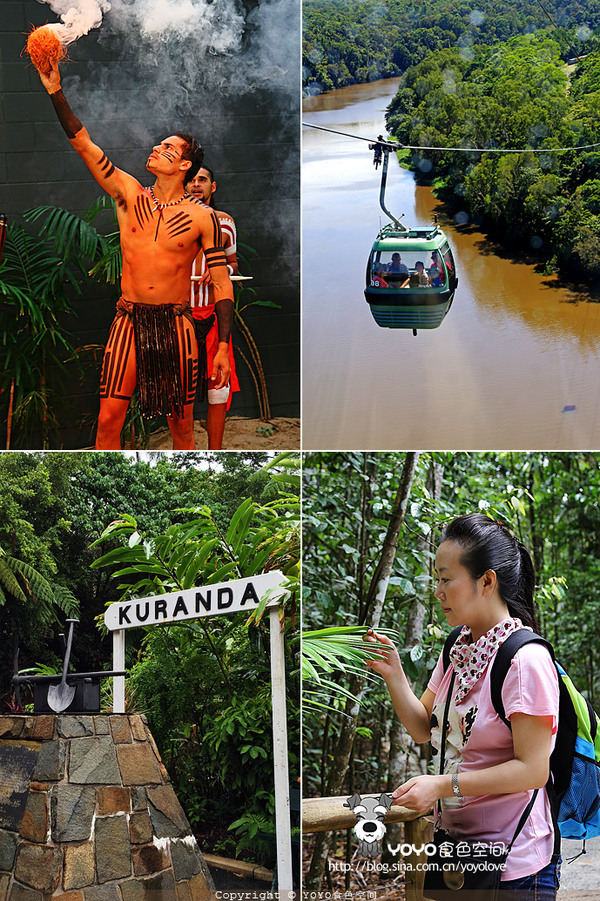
[47,619,78,713]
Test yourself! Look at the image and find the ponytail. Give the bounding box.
[512,542,538,631]
[440,514,539,632]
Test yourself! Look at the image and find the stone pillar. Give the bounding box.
[0,715,216,900]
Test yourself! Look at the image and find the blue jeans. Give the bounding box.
[499,857,561,900]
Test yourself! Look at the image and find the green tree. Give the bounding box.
[90,454,300,863]
[303,452,600,891]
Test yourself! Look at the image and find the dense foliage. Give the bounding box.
[0,451,299,866]
[303,452,600,806]
[304,0,600,279]
[385,35,600,278]
[303,0,600,93]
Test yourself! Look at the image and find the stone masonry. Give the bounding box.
[0,715,216,900]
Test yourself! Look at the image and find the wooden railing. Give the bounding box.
[302,795,433,901]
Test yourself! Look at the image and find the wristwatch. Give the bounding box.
[452,772,463,799]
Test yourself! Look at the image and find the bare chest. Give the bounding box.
[121,194,201,254]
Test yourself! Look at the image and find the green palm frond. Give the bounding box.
[4,557,57,603]
[88,235,122,285]
[0,558,28,603]
[0,202,112,446]
[301,625,398,714]
[0,224,81,307]
[23,205,109,263]
[48,583,80,617]
[0,547,79,623]
[82,194,117,225]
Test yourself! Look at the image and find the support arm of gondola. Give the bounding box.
[370,139,407,232]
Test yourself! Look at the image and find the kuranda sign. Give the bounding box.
[104,571,284,631]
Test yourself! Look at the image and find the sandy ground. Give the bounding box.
[147,416,300,451]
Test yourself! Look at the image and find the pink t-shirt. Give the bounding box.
[428,641,559,880]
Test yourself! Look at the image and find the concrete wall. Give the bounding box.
[0,0,300,448]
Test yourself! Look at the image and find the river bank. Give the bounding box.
[302,79,600,450]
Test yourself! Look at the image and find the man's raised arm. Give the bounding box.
[34,59,137,203]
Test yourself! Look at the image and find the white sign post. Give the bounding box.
[104,570,294,897]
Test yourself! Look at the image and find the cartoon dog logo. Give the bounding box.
[344,792,394,858]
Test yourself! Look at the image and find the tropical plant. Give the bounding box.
[0,541,79,710]
[233,239,281,422]
[0,226,84,447]
[88,456,300,864]
[0,544,78,623]
[301,625,398,712]
[0,197,120,448]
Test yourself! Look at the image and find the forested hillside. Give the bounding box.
[386,34,600,277]
[303,0,600,92]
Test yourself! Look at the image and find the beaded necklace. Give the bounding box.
[149,187,191,241]
[149,186,189,211]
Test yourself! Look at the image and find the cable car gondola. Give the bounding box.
[365,222,458,333]
[364,137,458,335]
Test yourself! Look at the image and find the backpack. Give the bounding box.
[442,626,600,842]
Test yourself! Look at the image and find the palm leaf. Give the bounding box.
[48,583,79,617]
[301,625,399,713]
[0,558,28,603]
[4,557,61,615]
[23,205,108,263]
[1,225,81,307]
[83,194,118,225]
[88,236,122,285]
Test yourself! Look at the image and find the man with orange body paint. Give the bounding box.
[34,58,234,450]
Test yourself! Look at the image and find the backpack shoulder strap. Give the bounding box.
[491,630,555,728]
[442,625,464,672]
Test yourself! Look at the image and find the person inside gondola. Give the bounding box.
[387,252,409,275]
[372,263,389,288]
[429,264,444,287]
[429,251,445,286]
[415,261,430,286]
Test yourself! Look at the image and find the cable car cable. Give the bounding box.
[302,121,600,154]
[532,0,580,62]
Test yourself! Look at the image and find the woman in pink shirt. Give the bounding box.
[367,513,560,897]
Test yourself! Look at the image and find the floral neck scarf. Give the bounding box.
[449,617,531,703]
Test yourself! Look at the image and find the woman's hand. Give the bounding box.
[364,630,435,744]
[391,775,447,815]
[363,630,404,682]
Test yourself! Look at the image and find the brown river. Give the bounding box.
[302,79,600,450]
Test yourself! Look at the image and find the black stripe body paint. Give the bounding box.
[166,211,193,238]
[98,152,116,179]
[50,89,83,139]
[215,298,234,343]
[134,194,153,229]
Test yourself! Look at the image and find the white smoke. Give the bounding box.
[40,0,112,43]
[36,0,297,101]
[38,0,245,53]
[35,0,299,223]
